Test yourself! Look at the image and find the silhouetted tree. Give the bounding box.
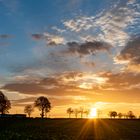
[34,96,51,118]
[67,107,73,118]
[74,108,79,118]
[0,91,11,114]
[109,111,117,118]
[84,109,90,118]
[118,113,123,119]
[79,107,84,118]
[127,111,135,119]
[24,105,34,117]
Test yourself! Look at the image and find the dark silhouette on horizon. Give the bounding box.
[24,105,34,118]
[109,111,117,118]
[34,96,51,118]
[0,91,138,119]
[127,111,136,119]
[66,107,90,118]
[67,107,73,118]
[0,91,11,114]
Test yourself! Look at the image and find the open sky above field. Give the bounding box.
[0,0,140,117]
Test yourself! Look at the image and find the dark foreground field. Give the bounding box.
[0,118,140,140]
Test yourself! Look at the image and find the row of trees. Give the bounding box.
[0,91,51,118]
[67,107,90,118]
[0,91,138,119]
[66,107,102,118]
[108,111,136,119]
[66,107,137,119]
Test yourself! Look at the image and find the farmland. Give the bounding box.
[0,118,140,140]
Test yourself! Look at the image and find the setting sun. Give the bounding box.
[89,108,97,118]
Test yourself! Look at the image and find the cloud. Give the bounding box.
[98,71,140,91]
[51,26,66,33]
[0,34,12,47]
[32,32,65,46]
[66,41,112,56]
[0,34,12,39]
[29,70,140,100]
[2,70,140,105]
[115,37,140,72]
[63,0,140,46]
[31,34,43,40]
[1,71,107,96]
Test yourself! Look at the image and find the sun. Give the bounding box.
[89,107,97,118]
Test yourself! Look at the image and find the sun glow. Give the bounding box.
[89,107,97,118]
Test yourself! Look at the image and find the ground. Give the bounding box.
[0,118,140,140]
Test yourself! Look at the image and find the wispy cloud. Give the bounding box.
[32,32,65,46]
[0,34,12,39]
[63,0,140,46]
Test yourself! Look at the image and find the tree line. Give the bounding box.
[66,107,90,118]
[66,107,102,118]
[108,111,136,119]
[66,107,138,119]
[0,91,51,118]
[0,91,139,119]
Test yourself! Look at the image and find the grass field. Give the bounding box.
[0,118,140,140]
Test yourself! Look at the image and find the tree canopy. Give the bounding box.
[0,91,11,114]
[24,105,34,117]
[34,96,51,118]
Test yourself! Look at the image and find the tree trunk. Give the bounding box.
[41,108,44,118]
[2,110,4,115]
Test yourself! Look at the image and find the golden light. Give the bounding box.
[89,107,97,118]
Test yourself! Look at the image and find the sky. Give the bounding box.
[0,0,140,118]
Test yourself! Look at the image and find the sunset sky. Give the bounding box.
[0,0,140,118]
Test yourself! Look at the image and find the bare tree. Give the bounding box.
[74,108,79,118]
[84,109,90,118]
[34,96,51,118]
[79,107,84,118]
[24,105,34,117]
[67,107,73,118]
[0,91,11,114]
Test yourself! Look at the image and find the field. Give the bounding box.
[0,118,140,140]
